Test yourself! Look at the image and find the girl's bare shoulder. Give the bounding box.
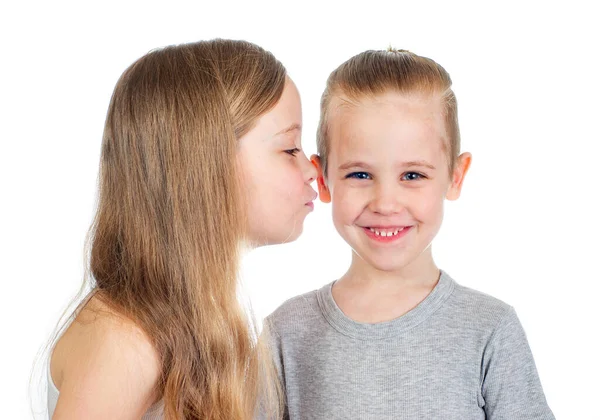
[51,294,161,419]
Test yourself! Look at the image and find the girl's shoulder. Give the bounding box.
[50,294,161,418]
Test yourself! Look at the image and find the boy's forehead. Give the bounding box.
[328,93,445,137]
[326,93,449,167]
[329,92,442,114]
[329,130,445,162]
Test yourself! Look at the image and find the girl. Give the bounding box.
[47,39,317,419]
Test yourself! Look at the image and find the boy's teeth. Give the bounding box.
[368,227,404,237]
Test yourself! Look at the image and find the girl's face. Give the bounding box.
[238,77,317,246]
[318,92,470,274]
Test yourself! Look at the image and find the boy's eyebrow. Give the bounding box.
[274,123,301,137]
[338,160,437,171]
[402,160,436,170]
[338,161,371,171]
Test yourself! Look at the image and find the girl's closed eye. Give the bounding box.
[285,148,301,156]
[346,171,371,180]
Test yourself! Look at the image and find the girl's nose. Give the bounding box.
[301,152,317,183]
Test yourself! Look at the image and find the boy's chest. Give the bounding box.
[281,335,486,420]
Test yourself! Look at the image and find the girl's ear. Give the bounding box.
[310,154,331,203]
[446,152,472,200]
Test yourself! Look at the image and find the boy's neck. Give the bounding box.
[339,248,439,290]
[331,249,441,324]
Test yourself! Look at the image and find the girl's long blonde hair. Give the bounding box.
[60,39,285,419]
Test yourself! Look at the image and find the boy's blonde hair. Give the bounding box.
[317,48,460,177]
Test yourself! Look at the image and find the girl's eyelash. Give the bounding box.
[285,148,301,156]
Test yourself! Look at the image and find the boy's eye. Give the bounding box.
[402,172,425,181]
[346,172,371,180]
[285,148,300,156]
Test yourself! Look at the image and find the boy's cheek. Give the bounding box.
[415,192,446,222]
[333,192,370,221]
[333,186,364,205]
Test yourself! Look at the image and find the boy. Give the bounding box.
[267,49,554,419]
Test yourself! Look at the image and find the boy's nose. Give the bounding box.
[370,183,403,215]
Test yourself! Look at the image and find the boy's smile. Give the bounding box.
[362,225,413,243]
[316,92,471,275]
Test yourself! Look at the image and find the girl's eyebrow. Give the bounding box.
[274,123,301,137]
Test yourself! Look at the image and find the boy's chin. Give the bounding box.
[358,253,415,274]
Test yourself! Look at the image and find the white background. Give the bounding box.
[1,1,599,418]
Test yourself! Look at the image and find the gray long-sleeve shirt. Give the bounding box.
[266,271,554,419]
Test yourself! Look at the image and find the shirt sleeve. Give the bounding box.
[256,317,289,420]
[481,307,555,419]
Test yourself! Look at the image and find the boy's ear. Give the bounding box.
[310,154,331,203]
[446,152,472,201]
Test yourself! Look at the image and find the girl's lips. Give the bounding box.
[304,191,317,210]
[362,226,412,243]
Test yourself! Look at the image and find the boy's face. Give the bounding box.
[316,92,470,273]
